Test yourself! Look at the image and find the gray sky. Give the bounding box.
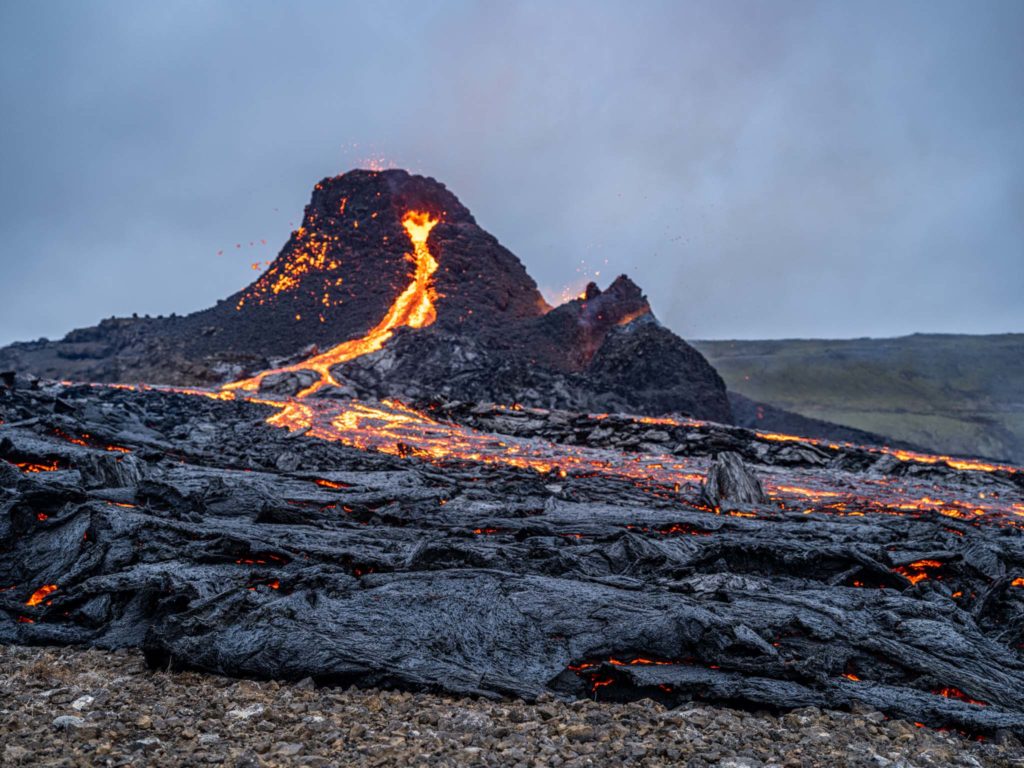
[1,0,1022,346]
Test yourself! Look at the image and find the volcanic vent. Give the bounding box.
[0,169,732,423]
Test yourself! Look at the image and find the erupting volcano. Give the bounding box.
[0,169,735,426]
[2,169,1023,740]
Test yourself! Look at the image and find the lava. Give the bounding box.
[52,428,131,454]
[757,429,1020,476]
[225,210,440,397]
[13,461,59,473]
[893,559,945,585]
[57,376,1024,535]
[25,584,58,607]
[253,396,706,490]
[933,687,988,707]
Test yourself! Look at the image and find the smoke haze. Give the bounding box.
[1,0,1021,345]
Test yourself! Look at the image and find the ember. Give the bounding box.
[933,687,988,707]
[13,460,59,473]
[892,559,945,585]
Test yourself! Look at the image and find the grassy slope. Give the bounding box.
[692,334,1024,463]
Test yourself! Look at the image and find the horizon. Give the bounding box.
[1,1,1022,346]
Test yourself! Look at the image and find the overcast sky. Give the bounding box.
[1,0,1021,346]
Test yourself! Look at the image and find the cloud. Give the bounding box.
[1,0,1021,345]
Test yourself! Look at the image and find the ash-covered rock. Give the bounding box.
[315,313,731,422]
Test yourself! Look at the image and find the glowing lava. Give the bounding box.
[25,584,58,607]
[224,210,440,398]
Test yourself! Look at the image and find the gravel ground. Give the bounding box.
[1,645,1020,768]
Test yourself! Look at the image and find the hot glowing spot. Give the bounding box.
[26,584,58,607]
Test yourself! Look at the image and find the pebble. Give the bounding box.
[226,703,266,720]
[70,694,94,710]
[1,645,1018,767]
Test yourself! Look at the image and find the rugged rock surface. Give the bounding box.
[3,645,1019,767]
[322,309,731,423]
[2,377,1023,738]
[0,169,732,423]
[700,452,768,509]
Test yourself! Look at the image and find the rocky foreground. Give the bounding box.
[2,645,1020,768]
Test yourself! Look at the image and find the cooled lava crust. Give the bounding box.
[2,379,1024,738]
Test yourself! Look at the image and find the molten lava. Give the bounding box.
[25,584,58,607]
[225,210,440,397]
[933,687,988,707]
[14,461,59,473]
[893,559,945,585]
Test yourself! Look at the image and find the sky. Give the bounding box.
[1,0,1022,346]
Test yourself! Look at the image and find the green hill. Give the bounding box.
[692,334,1024,464]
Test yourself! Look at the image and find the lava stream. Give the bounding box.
[66,380,1024,527]
[223,210,440,398]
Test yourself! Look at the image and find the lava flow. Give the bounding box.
[224,210,440,398]
[88,199,1024,529]
[255,396,706,488]
[230,396,1024,528]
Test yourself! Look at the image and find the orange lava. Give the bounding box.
[757,430,1019,476]
[615,308,650,326]
[893,559,944,585]
[932,687,988,707]
[53,429,131,454]
[225,210,440,397]
[14,461,59,473]
[77,379,1024,530]
[254,397,706,491]
[25,584,58,607]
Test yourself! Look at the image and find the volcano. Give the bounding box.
[0,170,737,424]
[4,170,1021,740]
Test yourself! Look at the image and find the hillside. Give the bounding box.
[693,334,1024,463]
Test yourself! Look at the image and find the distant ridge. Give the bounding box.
[694,333,1024,463]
